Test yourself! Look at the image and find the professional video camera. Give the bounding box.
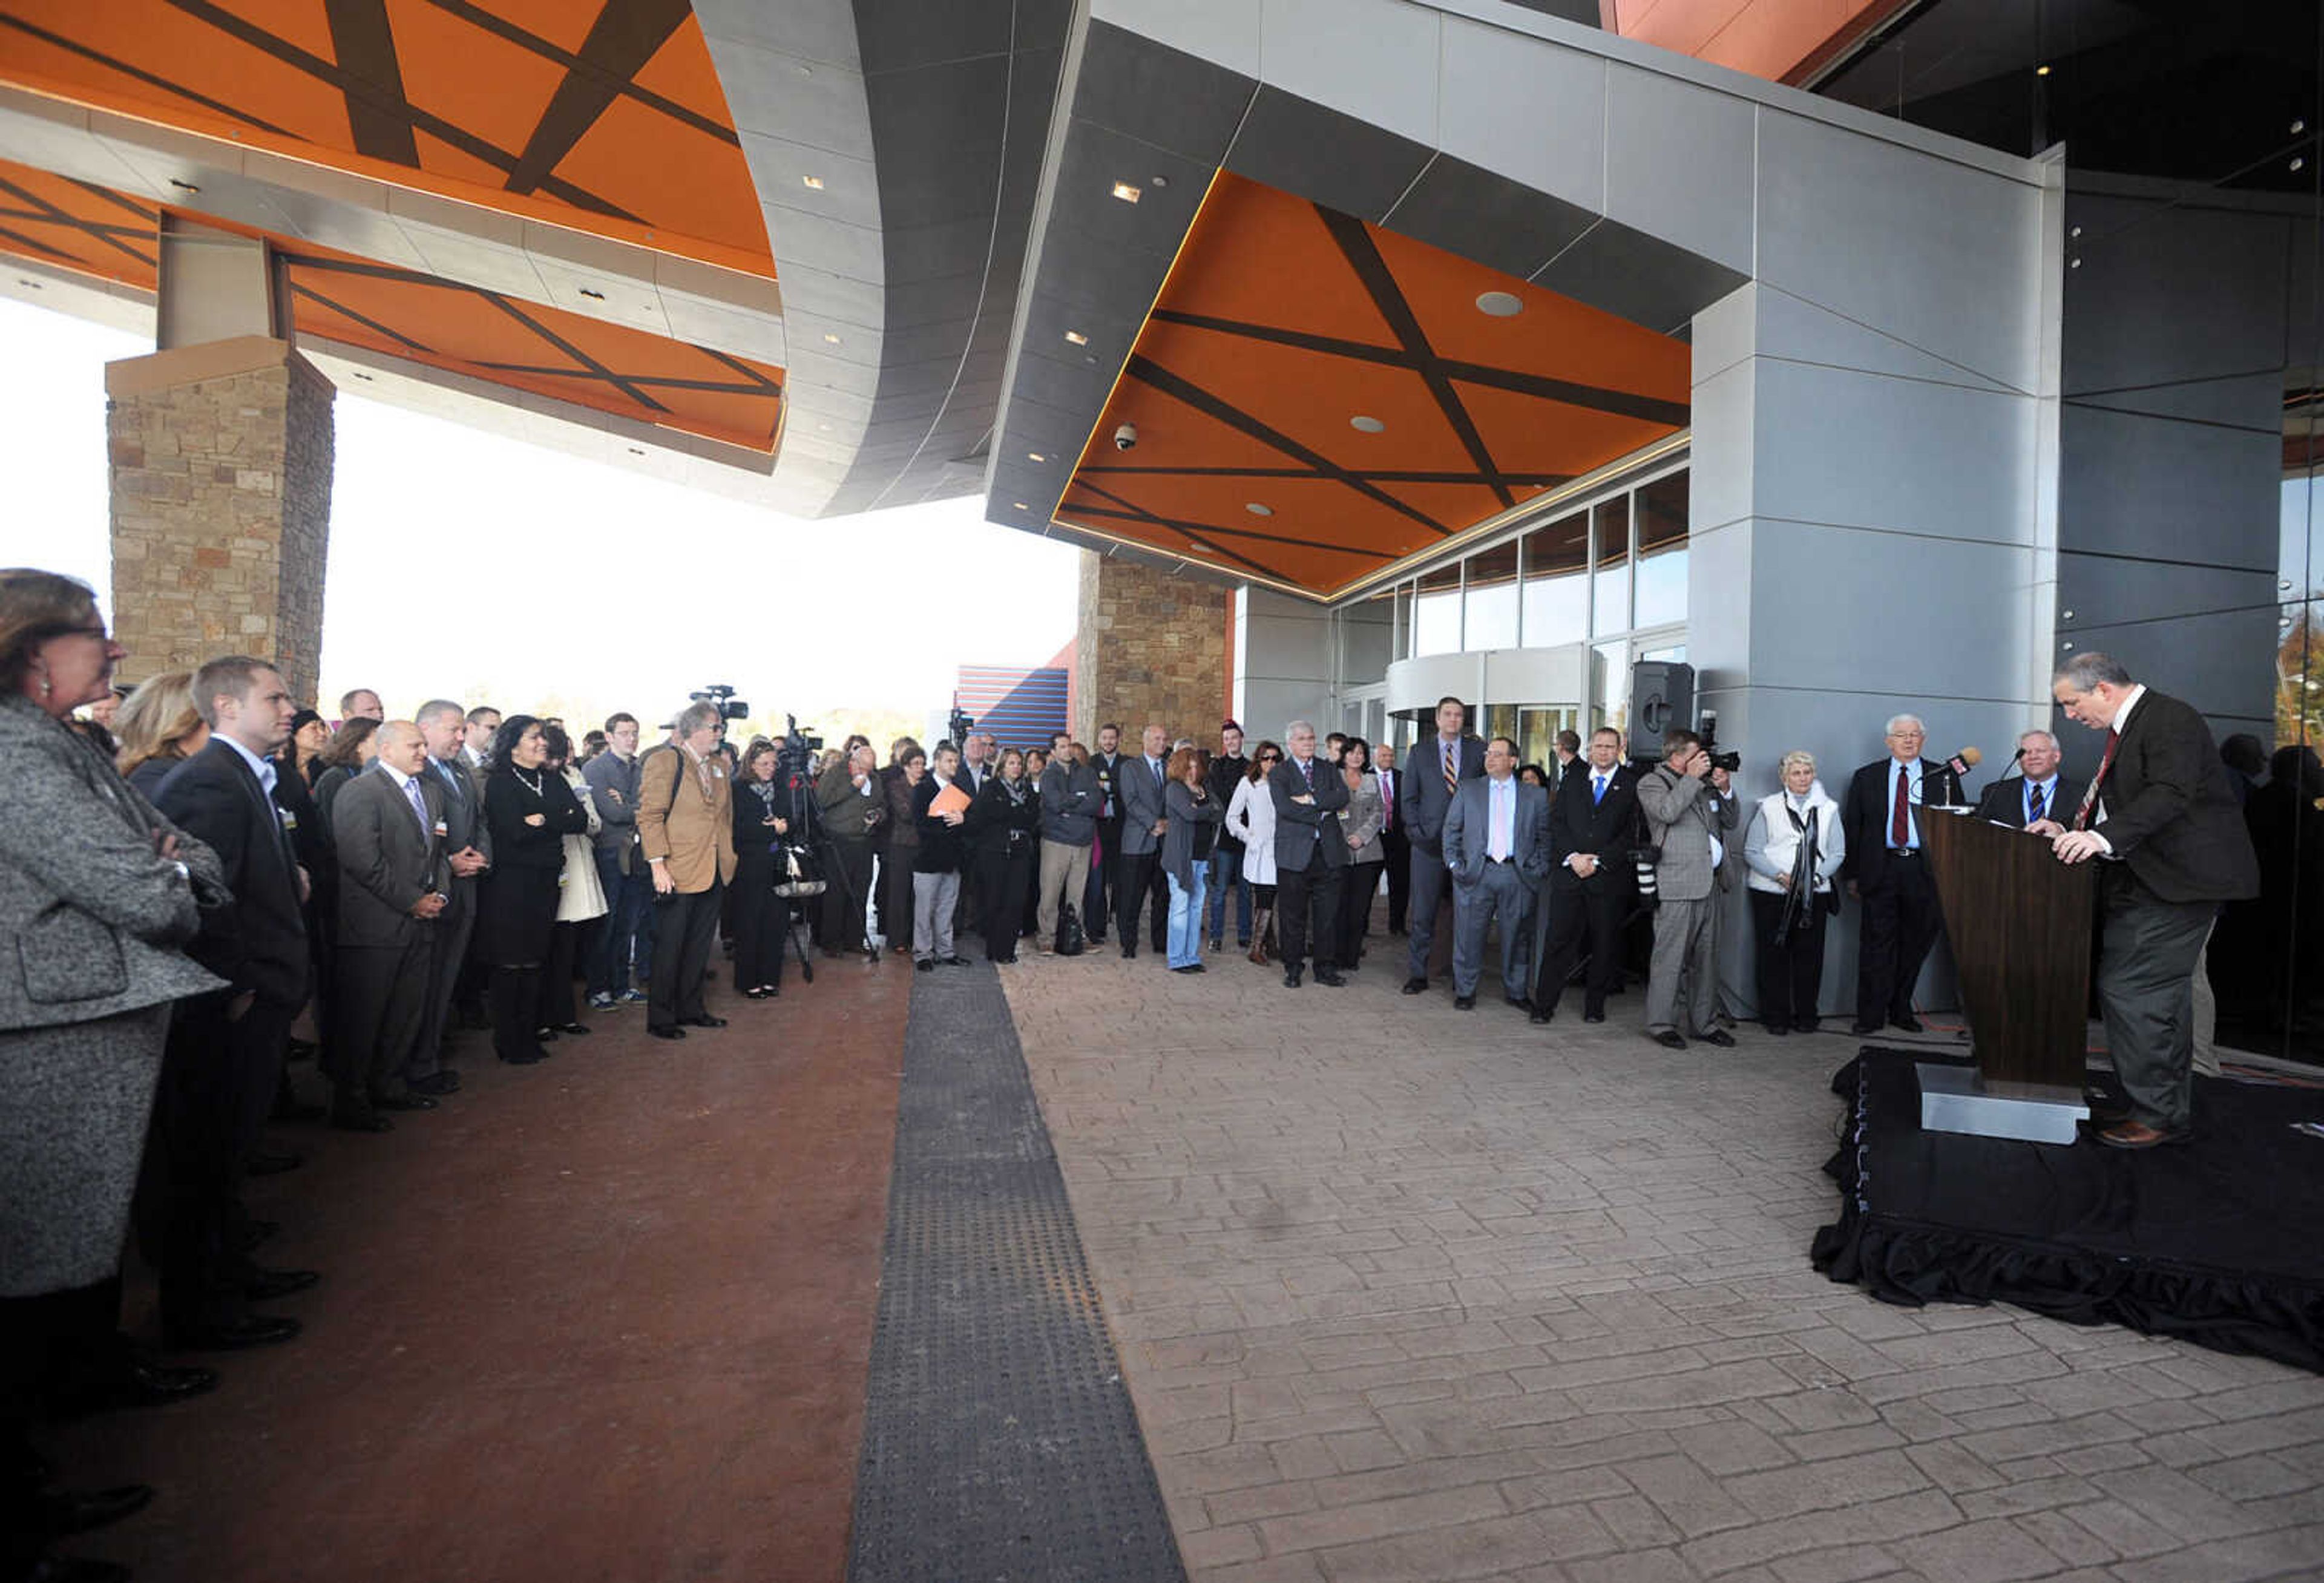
[947,706,974,748]
[691,682,750,722]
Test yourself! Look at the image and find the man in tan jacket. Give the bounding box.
[637,700,737,1040]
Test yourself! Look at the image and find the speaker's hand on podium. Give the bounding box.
[2025,818,2066,838]
[2052,829,2109,864]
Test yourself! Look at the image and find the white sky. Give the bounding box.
[0,294,1080,728]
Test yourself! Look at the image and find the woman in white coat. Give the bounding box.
[1226,740,1283,966]
[1742,750,1846,1035]
[542,722,609,1038]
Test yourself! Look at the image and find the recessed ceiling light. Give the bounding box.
[1028,451,1046,462]
[803,175,824,189]
[2034,64,2051,76]
[1065,329,1088,346]
[1350,415,1385,433]
[823,332,842,344]
[1111,181,1142,203]
[1013,501,1029,510]
[1245,502,1273,517]
[1151,175,1169,189]
[1475,290,1523,318]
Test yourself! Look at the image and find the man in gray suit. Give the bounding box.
[1401,695,1485,994]
[1636,729,1739,1049]
[413,700,490,1090]
[329,722,449,1130]
[1114,723,1172,959]
[1441,736,1550,1010]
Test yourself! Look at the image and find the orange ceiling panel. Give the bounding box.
[1057,171,1689,597]
[0,0,774,275]
[1600,0,1901,84]
[0,156,782,453]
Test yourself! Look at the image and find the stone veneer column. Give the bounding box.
[1072,551,1229,741]
[107,335,335,700]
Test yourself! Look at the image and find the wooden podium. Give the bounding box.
[1915,810,2094,1144]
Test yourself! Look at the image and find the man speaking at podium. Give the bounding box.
[2046,654,2259,1150]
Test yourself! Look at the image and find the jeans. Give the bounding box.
[589,851,655,996]
[1166,867,1209,968]
[1205,845,1249,945]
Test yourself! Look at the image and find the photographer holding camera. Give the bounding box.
[1635,729,1738,1050]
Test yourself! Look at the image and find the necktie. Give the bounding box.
[436,760,464,805]
[2073,732,2119,831]
[1379,772,1393,824]
[1492,782,1511,860]
[1592,773,1606,806]
[404,776,429,834]
[2027,783,2046,825]
[1443,742,1457,799]
[1890,763,1910,847]
[1302,757,1315,789]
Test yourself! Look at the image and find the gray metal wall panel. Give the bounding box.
[1603,62,1756,278]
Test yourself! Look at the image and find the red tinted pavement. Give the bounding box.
[53,957,908,1582]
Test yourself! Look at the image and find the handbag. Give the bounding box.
[773,841,827,900]
[1055,901,1086,957]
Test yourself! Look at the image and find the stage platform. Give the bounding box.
[1814,1050,2324,1373]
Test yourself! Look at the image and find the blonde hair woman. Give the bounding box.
[113,669,210,797]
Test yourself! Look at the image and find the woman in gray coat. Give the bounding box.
[1160,746,1224,972]
[0,569,226,1571]
[1335,738,1387,971]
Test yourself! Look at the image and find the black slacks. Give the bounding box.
[1116,850,1168,954]
[979,844,1031,962]
[1384,830,1410,931]
[822,836,873,953]
[1534,874,1627,1017]
[1339,857,1384,965]
[732,857,791,990]
[649,879,725,1031]
[1854,856,1940,1026]
[332,933,433,1110]
[155,995,294,1334]
[1749,888,1828,1028]
[1276,847,1345,972]
[1087,816,1123,940]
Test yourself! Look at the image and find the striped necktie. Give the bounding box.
[1443,742,1457,799]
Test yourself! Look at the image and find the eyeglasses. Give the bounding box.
[53,623,110,642]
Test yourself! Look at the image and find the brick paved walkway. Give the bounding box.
[998,942,2324,1583]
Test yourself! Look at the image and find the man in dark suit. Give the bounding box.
[329,722,450,1132]
[1085,723,1124,946]
[413,700,490,1090]
[1272,719,1353,987]
[1974,729,2083,830]
[153,655,317,1349]
[1400,696,1486,994]
[1840,713,1945,1035]
[1115,723,1172,958]
[1376,744,1409,934]
[1441,736,1551,1009]
[1531,727,1642,1023]
[2049,653,2260,1148]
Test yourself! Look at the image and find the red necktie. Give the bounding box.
[1889,764,1910,847]
[2073,730,2119,831]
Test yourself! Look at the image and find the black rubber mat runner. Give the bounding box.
[845,957,1187,1582]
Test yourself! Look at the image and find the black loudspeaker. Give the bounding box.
[1629,660,1694,759]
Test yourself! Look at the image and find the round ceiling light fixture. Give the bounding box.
[1245,502,1274,517]
[1350,415,1385,433]
[1475,290,1524,317]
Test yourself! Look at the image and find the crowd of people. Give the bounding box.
[0,559,2262,1580]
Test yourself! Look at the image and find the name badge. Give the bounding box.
[712,766,725,779]
[279,808,297,830]
[434,820,450,837]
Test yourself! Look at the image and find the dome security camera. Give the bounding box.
[1114,422,1137,451]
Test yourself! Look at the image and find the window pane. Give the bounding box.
[1633,471,1689,629]
[1484,703,1518,750]
[1594,639,1628,738]
[1592,497,1631,637]
[1464,540,1520,650]
[1415,564,1460,655]
[1520,511,1587,646]
[1393,582,1414,660]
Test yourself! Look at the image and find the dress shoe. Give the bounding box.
[327,1111,392,1133]
[2082,1092,2131,1126]
[744,986,773,1000]
[1170,963,1200,974]
[1650,1029,1687,1049]
[23,1554,132,1583]
[1120,947,1138,960]
[915,959,934,972]
[648,1025,688,1040]
[1794,1017,1822,1034]
[1505,997,1532,1012]
[373,1092,438,1112]
[2097,1119,2186,1149]
[244,1268,321,1301]
[681,1014,728,1029]
[942,956,971,968]
[407,1070,461,1096]
[1314,969,1346,988]
[1700,1029,1738,1049]
[1529,1006,1554,1024]
[168,1314,302,1351]
[1400,977,1429,995]
[1889,1013,1925,1034]
[1282,966,1304,988]
[38,1484,153,1538]
[269,1096,326,1122]
[1713,1011,1737,1030]
[1762,1023,1791,1037]
[1848,1020,1883,1037]
[246,1149,302,1176]
[497,1049,547,1064]
[47,1359,218,1418]
[284,1037,319,1064]
[1453,994,1476,1010]
[1583,1011,1606,1024]
[556,1022,591,1036]
[536,1026,559,1043]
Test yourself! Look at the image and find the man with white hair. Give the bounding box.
[1840,713,1945,1036]
[1270,719,1351,988]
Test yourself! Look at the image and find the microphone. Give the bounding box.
[1943,746,1982,781]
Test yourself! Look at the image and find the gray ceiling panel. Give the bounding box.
[1074,19,1257,165]
[760,200,887,285]
[1384,154,1600,283]
[1029,222,1176,323]
[1532,215,1748,337]
[856,1,1014,77]
[885,214,1006,285]
[1224,87,1433,225]
[885,270,990,332]
[1011,344,1121,414]
[864,59,1009,228]
[770,265,885,331]
[695,0,861,70]
[1049,119,1216,262]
